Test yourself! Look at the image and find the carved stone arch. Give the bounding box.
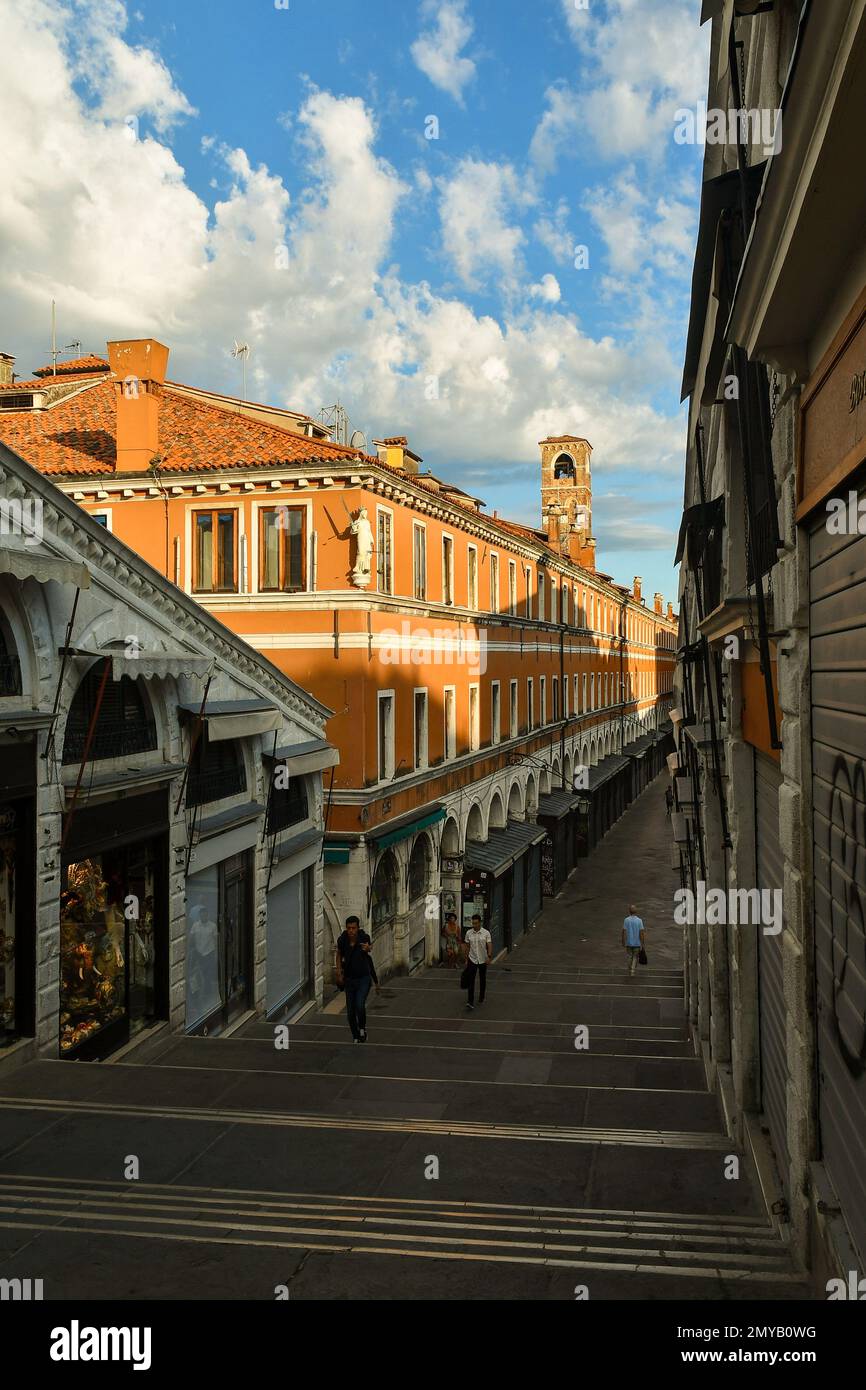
[488,789,506,831]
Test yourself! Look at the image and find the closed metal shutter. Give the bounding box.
[527,845,542,924]
[266,869,310,1015]
[510,855,525,945]
[754,751,789,1200]
[810,474,866,1267]
[489,878,506,957]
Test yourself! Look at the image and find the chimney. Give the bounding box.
[633,576,642,602]
[0,353,14,386]
[107,338,169,473]
[667,601,674,621]
[374,435,422,475]
[654,592,663,615]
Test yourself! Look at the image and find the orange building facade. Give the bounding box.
[0,339,677,977]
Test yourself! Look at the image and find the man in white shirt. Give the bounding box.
[464,913,492,1010]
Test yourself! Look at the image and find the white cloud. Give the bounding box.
[410,0,476,106]
[534,1,710,170]
[0,0,686,504]
[437,158,532,291]
[533,198,576,265]
[529,273,561,303]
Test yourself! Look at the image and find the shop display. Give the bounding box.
[59,858,126,1053]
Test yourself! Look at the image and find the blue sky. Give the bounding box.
[1,0,710,604]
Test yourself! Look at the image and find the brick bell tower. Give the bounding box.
[539,435,595,569]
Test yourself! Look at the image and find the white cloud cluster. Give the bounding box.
[0,0,687,506]
[535,1,710,170]
[411,0,477,106]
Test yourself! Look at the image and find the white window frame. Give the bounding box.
[250,496,313,597]
[537,571,545,622]
[489,551,500,614]
[562,677,568,720]
[413,687,429,771]
[413,521,427,601]
[591,673,595,711]
[582,672,587,713]
[527,677,534,731]
[442,532,455,606]
[552,675,560,722]
[540,675,547,726]
[490,680,501,746]
[376,505,394,596]
[187,501,245,596]
[550,579,558,625]
[90,508,113,531]
[469,682,480,752]
[562,583,569,626]
[524,565,532,619]
[573,674,579,715]
[444,685,457,761]
[377,689,395,782]
[508,559,517,615]
[467,543,478,610]
[509,679,519,738]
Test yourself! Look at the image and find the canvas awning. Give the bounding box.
[107,649,213,681]
[625,734,655,759]
[0,546,90,589]
[537,791,581,822]
[465,820,547,879]
[366,804,446,851]
[270,737,339,775]
[179,699,282,742]
[586,755,630,793]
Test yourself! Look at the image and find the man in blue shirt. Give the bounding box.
[622,906,645,976]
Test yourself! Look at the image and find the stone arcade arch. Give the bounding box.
[465,802,485,844]
[507,781,524,820]
[488,790,506,831]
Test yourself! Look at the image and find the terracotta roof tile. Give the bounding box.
[33,354,110,378]
[0,376,370,475]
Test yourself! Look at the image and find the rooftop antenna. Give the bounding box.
[318,402,350,447]
[63,340,82,359]
[50,299,58,377]
[231,341,250,402]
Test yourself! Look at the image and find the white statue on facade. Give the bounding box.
[350,505,374,587]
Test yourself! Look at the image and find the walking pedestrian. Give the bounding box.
[464,913,492,1010]
[622,904,645,976]
[335,915,379,1042]
[665,786,674,817]
[442,911,463,968]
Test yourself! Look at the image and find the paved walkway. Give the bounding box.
[0,774,811,1300]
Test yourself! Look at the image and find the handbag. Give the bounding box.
[459,965,471,990]
[638,948,648,966]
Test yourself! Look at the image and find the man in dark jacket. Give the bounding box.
[335,915,379,1043]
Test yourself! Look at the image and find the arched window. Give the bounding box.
[0,617,22,697]
[62,660,157,763]
[408,836,431,904]
[372,850,398,929]
[553,454,575,480]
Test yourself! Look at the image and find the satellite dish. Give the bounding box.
[350,430,367,451]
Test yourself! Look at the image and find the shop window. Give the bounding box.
[60,842,158,1056]
[62,662,157,764]
[193,510,238,593]
[259,506,306,592]
[0,621,22,697]
[186,733,246,807]
[408,836,430,904]
[371,849,398,931]
[267,767,309,835]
